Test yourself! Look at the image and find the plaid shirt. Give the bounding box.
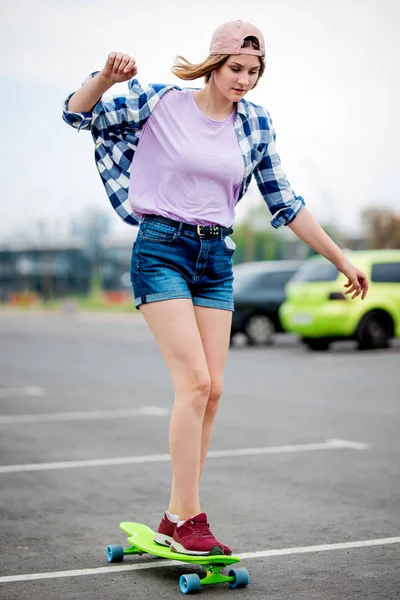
[62,73,305,228]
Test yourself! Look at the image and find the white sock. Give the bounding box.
[177,514,197,528]
[166,510,179,523]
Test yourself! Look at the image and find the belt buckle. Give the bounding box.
[210,225,219,237]
[197,225,219,237]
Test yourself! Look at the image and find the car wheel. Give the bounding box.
[245,314,275,345]
[302,337,331,351]
[356,312,391,350]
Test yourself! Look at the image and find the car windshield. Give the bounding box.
[291,261,339,283]
[233,270,262,294]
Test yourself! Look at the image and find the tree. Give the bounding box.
[232,201,288,262]
[362,208,400,249]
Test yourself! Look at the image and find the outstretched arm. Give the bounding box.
[288,207,369,300]
[67,52,137,113]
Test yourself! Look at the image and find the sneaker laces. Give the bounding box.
[190,519,215,539]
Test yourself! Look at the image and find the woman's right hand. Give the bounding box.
[100,52,138,85]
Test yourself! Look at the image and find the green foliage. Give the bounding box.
[231,201,289,263]
[90,269,103,297]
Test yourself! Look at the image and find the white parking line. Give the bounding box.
[0,407,170,425]
[0,536,398,584]
[0,387,44,399]
[0,439,369,474]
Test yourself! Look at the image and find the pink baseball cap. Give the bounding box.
[210,20,265,57]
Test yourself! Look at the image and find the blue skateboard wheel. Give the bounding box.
[179,573,201,594]
[228,567,249,588]
[106,544,124,563]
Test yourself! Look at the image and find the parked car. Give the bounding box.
[231,260,303,345]
[279,249,400,351]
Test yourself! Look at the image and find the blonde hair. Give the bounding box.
[171,37,265,89]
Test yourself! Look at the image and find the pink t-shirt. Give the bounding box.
[128,89,243,227]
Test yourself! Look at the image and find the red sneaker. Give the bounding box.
[170,513,231,556]
[154,513,176,547]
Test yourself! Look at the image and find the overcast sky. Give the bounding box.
[1,0,399,243]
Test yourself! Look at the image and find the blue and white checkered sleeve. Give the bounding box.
[254,113,305,229]
[62,72,100,131]
[62,72,162,133]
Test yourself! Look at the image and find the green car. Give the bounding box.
[279,249,400,351]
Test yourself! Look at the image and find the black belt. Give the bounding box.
[142,214,233,238]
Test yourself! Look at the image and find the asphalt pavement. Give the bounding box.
[0,310,399,600]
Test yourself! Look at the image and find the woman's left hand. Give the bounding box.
[338,259,369,300]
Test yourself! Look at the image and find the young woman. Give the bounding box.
[63,20,368,557]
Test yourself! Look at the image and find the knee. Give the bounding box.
[186,371,211,413]
[207,379,223,413]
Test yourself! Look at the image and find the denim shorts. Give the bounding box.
[130,218,235,311]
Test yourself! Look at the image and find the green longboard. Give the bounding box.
[106,522,249,594]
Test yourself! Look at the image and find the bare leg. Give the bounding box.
[167,306,232,515]
[195,306,232,478]
[140,299,210,520]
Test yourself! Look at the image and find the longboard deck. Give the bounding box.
[120,522,240,566]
